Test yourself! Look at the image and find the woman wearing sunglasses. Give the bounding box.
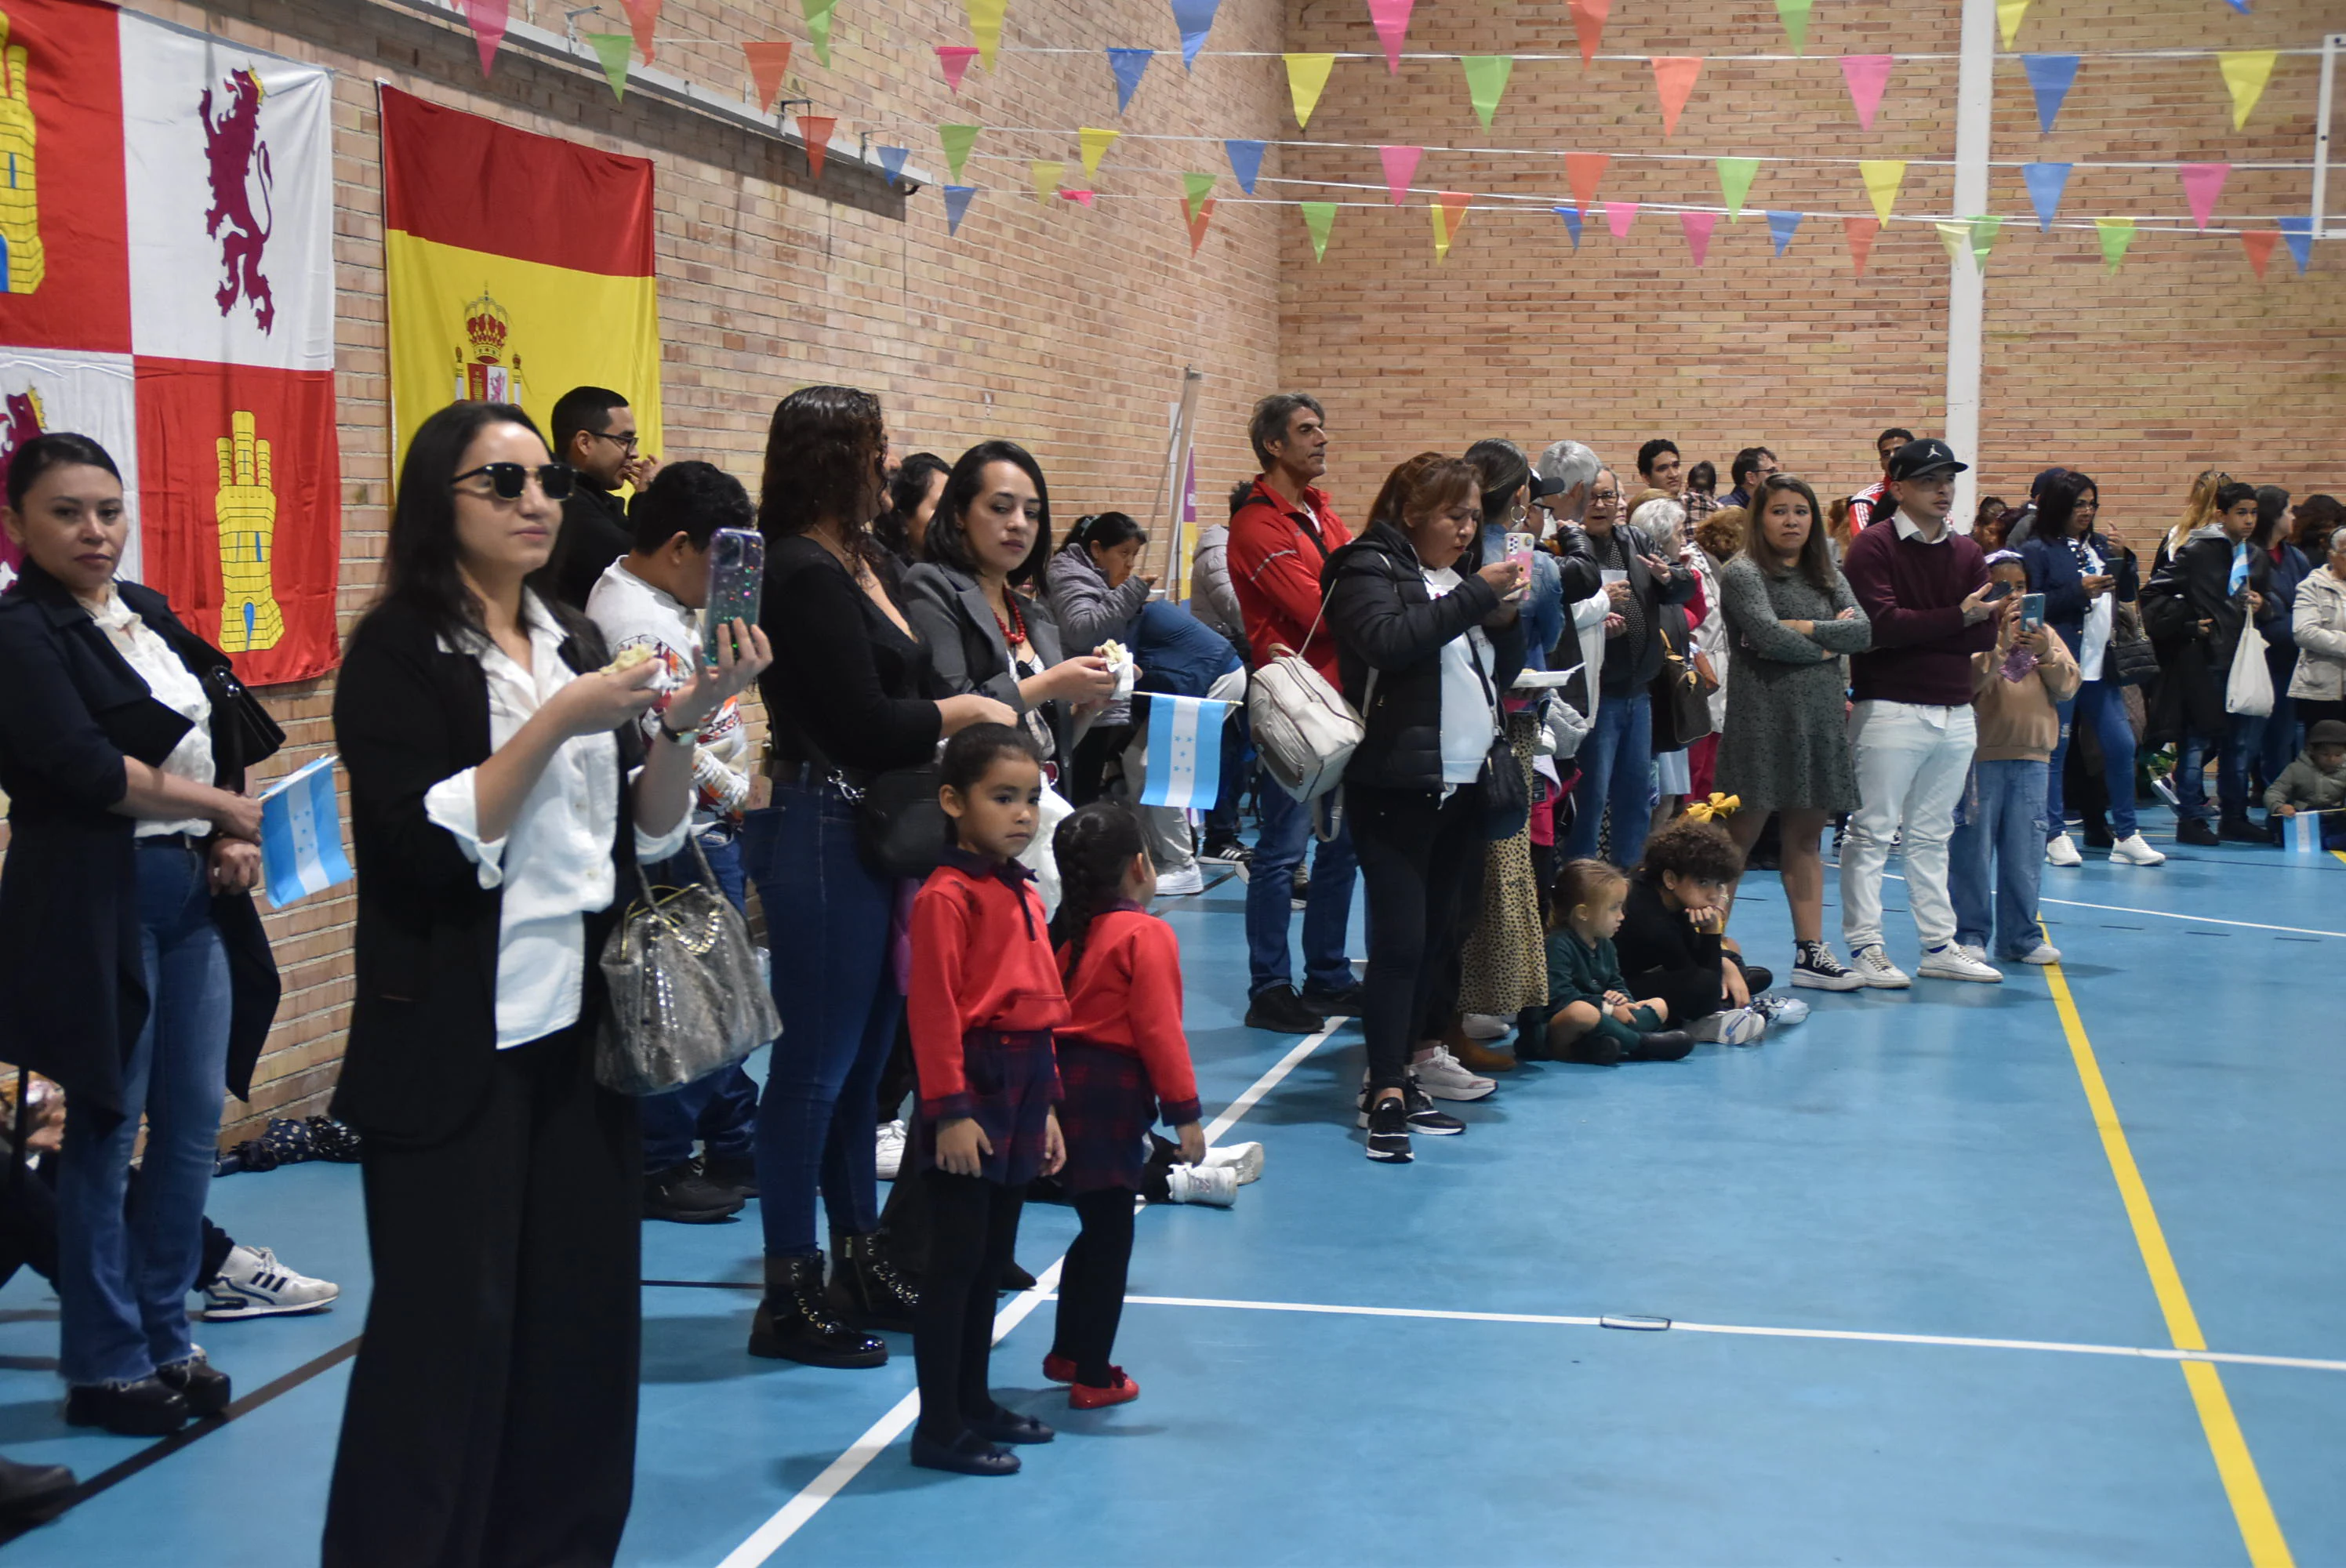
[322,401,769,1567]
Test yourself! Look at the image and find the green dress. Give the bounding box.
[1712,554,1873,813]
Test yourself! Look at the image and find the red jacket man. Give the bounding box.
[1229,397,1351,685]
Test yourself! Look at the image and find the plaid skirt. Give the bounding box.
[1052,1039,1157,1196]
[914,1029,1059,1188]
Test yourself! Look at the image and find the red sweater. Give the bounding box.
[907,852,1069,1120]
[1228,477,1352,682]
[1842,516,1996,706]
[1055,906,1203,1126]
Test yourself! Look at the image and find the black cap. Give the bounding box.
[2309,719,2346,746]
[1887,437,1970,481]
[1527,470,1571,501]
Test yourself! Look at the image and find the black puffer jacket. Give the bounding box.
[1322,521,1527,791]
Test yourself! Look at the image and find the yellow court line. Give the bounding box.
[2043,953,2295,1568]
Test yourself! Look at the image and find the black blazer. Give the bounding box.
[0,562,280,1123]
[899,561,1075,762]
[329,595,641,1144]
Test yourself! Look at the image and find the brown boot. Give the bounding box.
[1444,1022,1517,1073]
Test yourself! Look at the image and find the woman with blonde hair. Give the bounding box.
[2158,468,2225,572]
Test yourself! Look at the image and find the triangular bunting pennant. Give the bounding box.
[1080,127,1120,177]
[1183,170,1218,220]
[1859,159,1907,221]
[1717,157,1759,221]
[1569,0,1611,67]
[803,0,836,67]
[620,0,661,63]
[1225,138,1266,194]
[944,185,977,236]
[1369,0,1414,74]
[2095,216,2135,273]
[2022,162,2072,231]
[463,0,509,76]
[745,41,794,111]
[964,0,1007,70]
[1934,222,1967,263]
[1433,190,1471,260]
[2222,0,2249,11]
[1553,205,1584,247]
[586,32,632,101]
[1462,56,1513,129]
[1680,211,1716,266]
[2218,50,2278,130]
[1767,209,1802,256]
[1108,48,1154,112]
[1776,0,1814,55]
[1996,0,2029,49]
[1171,0,1219,71]
[940,123,982,181]
[1062,189,1095,206]
[1652,56,1702,138]
[1030,160,1064,202]
[2239,230,2279,278]
[798,114,836,179]
[1970,213,2003,266]
[1844,215,1878,275]
[2180,162,2228,230]
[2022,54,2078,133]
[1841,55,1892,130]
[937,45,979,93]
[877,145,910,183]
[2277,215,2313,274]
[1301,200,1338,261]
[1379,145,1422,205]
[1604,200,1638,239]
[1186,197,1216,253]
[1564,151,1609,210]
[1286,53,1336,128]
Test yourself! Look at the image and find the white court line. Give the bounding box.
[1116,1294,2346,1375]
[715,1019,1347,1568]
[1873,870,2346,940]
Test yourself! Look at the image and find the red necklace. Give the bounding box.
[993,593,1028,648]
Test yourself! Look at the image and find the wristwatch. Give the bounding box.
[656,713,697,746]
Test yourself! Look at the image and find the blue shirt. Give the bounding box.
[1481,522,1565,670]
[1133,598,1244,697]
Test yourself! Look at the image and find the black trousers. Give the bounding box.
[913,1169,1024,1443]
[1051,1188,1136,1385]
[1350,782,1487,1091]
[323,1026,641,1568]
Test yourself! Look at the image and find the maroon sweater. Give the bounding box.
[1842,515,1996,706]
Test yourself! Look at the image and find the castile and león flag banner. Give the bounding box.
[0,0,339,685]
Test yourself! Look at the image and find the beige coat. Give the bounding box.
[2289,564,2346,702]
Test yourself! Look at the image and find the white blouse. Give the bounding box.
[423,592,690,1050]
[1422,565,1497,786]
[82,587,213,838]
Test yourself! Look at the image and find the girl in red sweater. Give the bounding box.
[906,724,1067,1477]
[1040,803,1208,1410]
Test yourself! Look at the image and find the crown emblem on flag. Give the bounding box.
[463,284,510,361]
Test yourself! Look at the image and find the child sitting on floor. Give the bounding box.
[1615,817,1774,1047]
[1523,858,1693,1065]
[2267,718,2346,848]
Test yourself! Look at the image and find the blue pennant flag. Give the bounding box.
[1171,0,1218,70]
[1224,138,1266,194]
[2277,215,2312,274]
[1136,695,1229,810]
[2223,0,2247,11]
[2021,54,2079,134]
[944,185,976,236]
[1108,47,1154,112]
[1552,205,1582,246]
[2021,162,2072,232]
[877,145,910,184]
[1767,209,1803,256]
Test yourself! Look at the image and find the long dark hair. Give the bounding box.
[2037,470,2098,542]
[758,385,888,562]
[872,451,950,564]
[2293,495,2344,557]
[1465,438,1531,532]
[1049,800,1146,973]
[377,401,571,644]
[928,439,1054,586]
[1060,510,1146,559]
[1741,474,1837,593]
[2253,485,2291,549]
[4,431,121,509]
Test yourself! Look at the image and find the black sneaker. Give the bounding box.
[1401,1076,1465,1135]
[1792,940,1865,991]
[702,1152,759,1199]
[1626,1029,1694,1062]
[2219,815,2273,844]
[154,1352,231,1417]
[1244,985,1327,1033]
[1737,964,1774,994]
[2177,818,2221,847]
[645,1161,746,1223]
[1363,1094,1413,1163]
[1298,981,1366,1017]
[1199,835,1252,864]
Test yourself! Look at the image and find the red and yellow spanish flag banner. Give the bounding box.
[379,86,660,474]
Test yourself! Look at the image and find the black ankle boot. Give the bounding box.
[64,1377,188,1436]
[827,1231,918,1334]
[748,1253,886,1368]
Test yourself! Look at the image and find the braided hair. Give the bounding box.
[1048,800,1147,973]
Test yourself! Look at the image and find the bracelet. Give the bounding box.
[656,714,697,746]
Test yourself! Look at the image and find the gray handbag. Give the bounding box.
[595,835,780,1096]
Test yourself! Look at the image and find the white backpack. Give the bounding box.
[1247,589,1363,805]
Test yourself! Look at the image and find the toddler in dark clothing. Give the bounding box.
[1525,859,1694,1064]
[1615,817,1773,1047]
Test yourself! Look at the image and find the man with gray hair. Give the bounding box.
[1536,440,1602,522]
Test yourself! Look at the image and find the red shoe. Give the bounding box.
[1068,1367,1140,1410]
[1041,1353,1077,1385]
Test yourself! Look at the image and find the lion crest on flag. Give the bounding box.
[200,66,275,332]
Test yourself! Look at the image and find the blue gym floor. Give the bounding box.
[2,825,2339,1566]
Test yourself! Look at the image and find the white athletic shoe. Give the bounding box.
[1406,1046,1497,1102]
[1847,944,1912,989]
[1918,944,2004,982]
[2018,942,2062,965]
[1749,993,1810,1027]
[1956,942,1990,964]
[1164,1163,1239,1207]
[1200,1140,1265,1185]
[2044,833,2083,867]
[198,1243,340,1320]
[1154,863,1206,897]
[875,1118,907,1181]
[1459,1013,1513,1040]
[2109,833,2167,866]
[1688,1007,1767,1046]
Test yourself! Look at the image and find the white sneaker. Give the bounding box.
[1749,993,1809,1027]
[1459,1013,1513,1040]
[2018,942,2061,965]
[1154,862,1205,897]
[2110,833,2167,866]
[1688,1007,1767,1046]
[1201,1140,1265,1185]
[1847,944,1912,989]
[1406,1046,1497,1102]
[2044,833,2083,867]
[198,1243,340,1319]
[1957,942,1989,964]
[1164,1163,1239,1207]
[1918,944,2005,982]
[875,1118,907,1181]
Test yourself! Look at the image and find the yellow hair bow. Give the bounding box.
[1683,792,1741,823]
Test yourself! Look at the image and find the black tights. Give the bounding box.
[1050,1188,1136,1386]
[913,1169,1026,1444]
[1349,783,1487,1091]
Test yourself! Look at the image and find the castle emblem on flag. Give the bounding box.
[0,13,46,295]
[200,67,274,331]
[453,282,524,404]
[215,408,283,652]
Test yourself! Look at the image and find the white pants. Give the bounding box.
[1839,699,1977,951]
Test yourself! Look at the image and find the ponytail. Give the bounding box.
[1049,801,1147,975]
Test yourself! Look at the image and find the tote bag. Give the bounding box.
[2225,619,2275,718]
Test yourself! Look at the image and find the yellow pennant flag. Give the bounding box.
[965,0,1006,69]
[1284,53,1335,129]
[1859,158,1907,221]
[2218,50,2278,130]
[1030,160,1064,202]
[1431,191,1471,262]
[1079,127,1120,176]
[1996,0,2028,49]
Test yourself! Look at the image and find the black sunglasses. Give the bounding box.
[453,462,576,501]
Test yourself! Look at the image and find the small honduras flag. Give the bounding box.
[259,754,354,908]
[1135,695,1229,811]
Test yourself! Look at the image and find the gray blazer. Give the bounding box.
[1044,545,1149,726]
[901,561,1075,762]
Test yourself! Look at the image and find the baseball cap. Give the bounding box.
[1527,470,1571,501]
[1887,437,1970,480]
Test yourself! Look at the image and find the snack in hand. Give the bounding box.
[602,644,658,677]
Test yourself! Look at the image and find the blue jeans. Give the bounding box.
[2174,722,2234,822]
[1245,780,1357,998]
[1563,692,1654,867]
[2049,679,2139,839]
[58,841,231,1386]
[639,828,762,1171]
[1950,759,2050,960]
[741,784,897,1256]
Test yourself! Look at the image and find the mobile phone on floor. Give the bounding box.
[704,528,765,666]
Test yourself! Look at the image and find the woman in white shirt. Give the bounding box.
[324,401,768,1568]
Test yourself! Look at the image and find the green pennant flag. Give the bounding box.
[1460,56,1513,129]
[940,123,981,181]
[803,0,835,67]
[1301,200,1337,262]
[2094,216,2135,273]
[1970,213,2003,265]
[1939,213,2005,267]
[1183,171,1217,220]
[1776,0,1814,54]
[1716,157,1759,221]
[586,31,632,101]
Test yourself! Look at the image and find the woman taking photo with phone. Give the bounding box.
[324,401,768,1566]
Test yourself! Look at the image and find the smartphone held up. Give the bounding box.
[704,528,765,666]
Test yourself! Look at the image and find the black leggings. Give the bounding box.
[913,1169,1026,1444]
[1050,1189,1136,1386]
[1349,782,1487,1092]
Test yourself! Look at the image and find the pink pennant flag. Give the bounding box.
[1368,0,1414,74]
[1843,216,1878,275]
[1604,200,1639,238]
[1568,0,1611,67]
[2239,229,2278,278]
[1380,144,1422,205]
[1651,56,1702,138]
[1680,210,1716,265]
[463,0,510,75]
[1841,54,1892,130]
[1564,151,1610,210]
[1062,189,1097,207]
[937,45,980,93]
[2180,162,2229,230]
